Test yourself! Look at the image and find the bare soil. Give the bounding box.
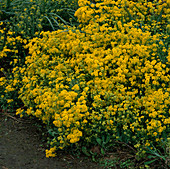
[0,112,103,169]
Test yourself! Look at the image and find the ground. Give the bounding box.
[0,112,103,169]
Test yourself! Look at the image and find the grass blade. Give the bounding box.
[44,16,55,31]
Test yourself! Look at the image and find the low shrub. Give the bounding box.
[1,0,170,167]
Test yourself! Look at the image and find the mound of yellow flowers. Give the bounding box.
[2,0,170,158]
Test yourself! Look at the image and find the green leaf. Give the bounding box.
[101,148,105,155]
[106,135,110,144]
[102,135,105,142]
[147,155,155,159]
[96,138,102,145]
[49,13,70,26]
[44,16,55,31]
[157,7,164,23]
[144,158,158,165]
[82,146,90,156]
[48,129,56,137]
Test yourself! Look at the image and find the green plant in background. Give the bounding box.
[0,0,79,37]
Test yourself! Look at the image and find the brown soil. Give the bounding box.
[0,112,103,169]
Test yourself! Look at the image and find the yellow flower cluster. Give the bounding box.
[45,146,56,158]
[0,25,22,60]
[1,0,169,157]
[76,0,169,28]
[67,128,83,143]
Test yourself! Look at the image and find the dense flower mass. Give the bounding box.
[0,0,170,159]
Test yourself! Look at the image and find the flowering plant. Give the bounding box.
[0,0,169,167]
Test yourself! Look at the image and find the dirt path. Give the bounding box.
[0,113,103,169]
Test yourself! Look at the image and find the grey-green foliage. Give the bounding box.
[0,0,79,38]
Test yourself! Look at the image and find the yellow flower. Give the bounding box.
[153,132,157,136]
[72,84,79,90]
